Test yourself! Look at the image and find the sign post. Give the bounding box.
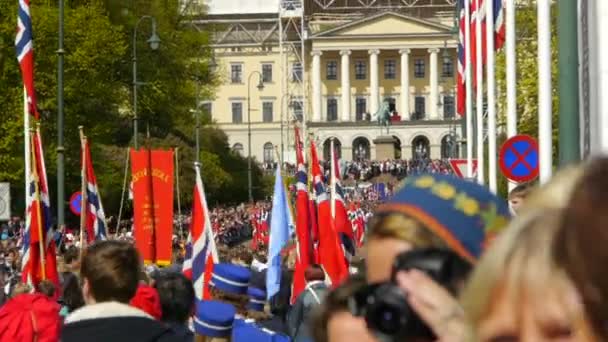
[499,135,540,183]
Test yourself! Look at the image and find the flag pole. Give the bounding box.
[330,138,336,219]
[537,0,553,183]
[79,127,87,253]
[486,0,497,193]
[475,0,485,185]
[465,0,474,178]
[505,0,517,191]
[175,147,182,239]
[24,88,30,217]
[30,129,46,280]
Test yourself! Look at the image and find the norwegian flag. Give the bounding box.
[22,130,59,290]
[15,0,38,119]
[457,0,505,115]
[290,126,312,304]
[310,141,348,287]
[183,163,219,300]
[83,139,107,243]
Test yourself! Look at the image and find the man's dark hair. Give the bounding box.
[304,264,325,282]
[153,271,195,324]
[80,240,140,303]
[64,246,79,265]
[61,272,85,313]
[37,280,56,298]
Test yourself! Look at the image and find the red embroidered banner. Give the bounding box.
[131,149,174,266]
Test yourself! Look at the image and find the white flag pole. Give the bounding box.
[465,0,474,178]
[506,0,517,191]
[486,0,497,193]
[538,0,553,184]
[24,88,30,208]
[475,0,485,185]
[330,138,336,219]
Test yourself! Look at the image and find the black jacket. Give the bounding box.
[62,302,182,342]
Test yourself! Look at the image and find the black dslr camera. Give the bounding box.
[349,248,472,341]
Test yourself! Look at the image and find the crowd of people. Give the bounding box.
[340,158,453,181]
[9,158,608,342]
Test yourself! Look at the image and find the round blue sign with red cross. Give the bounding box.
[499,135,539,182]
[70,191,82,216]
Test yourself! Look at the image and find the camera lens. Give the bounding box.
[378,307,401,334]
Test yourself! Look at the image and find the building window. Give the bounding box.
[201,102,212,121]
[292,62,302,82]
[441,135,458,159]
[443,96,455,119]
[262,101,273,122]
[263,142,274,163]
[326,61,337,80]
[414,59,425,78]
[327,98,338,121]
[384,59,396,79]
[413,96,425,120]
[231,102,243,123]
[262,64,273,83]
[355,60,366,80]
[232,143,244,155]
[442,58,454,78]
[231,64,243,83]
[292,100,303,122]
[355,98,367,121]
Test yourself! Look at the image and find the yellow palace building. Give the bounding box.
[192,0,462,164]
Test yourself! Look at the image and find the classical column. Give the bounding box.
[312,50,322,122]
[369,49,380,114]
[340,50,351,121]
[429,48,440,120]
[399,48,411,120]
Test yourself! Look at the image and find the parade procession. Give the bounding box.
[2,0,608,341]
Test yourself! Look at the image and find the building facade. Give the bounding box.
[194,0,462,164]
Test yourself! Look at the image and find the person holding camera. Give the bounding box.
[357,174,511,342]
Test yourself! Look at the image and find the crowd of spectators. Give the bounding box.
[340,158,453,181]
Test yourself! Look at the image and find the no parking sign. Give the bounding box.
[499,135,539,182]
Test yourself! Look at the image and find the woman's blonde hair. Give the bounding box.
[367,213,446,248]
[461,209,578,339]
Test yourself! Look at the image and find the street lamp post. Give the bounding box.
[57,0,65,228]
[133,16,161,150]
[279,93,294,165]
[247,71,265,203]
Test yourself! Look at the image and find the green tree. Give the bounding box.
[0,1,264,220]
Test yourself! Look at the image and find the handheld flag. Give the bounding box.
[266,166,291,300]
[83,139,107,242]
[15,0,38,118]
[183,163,219,300]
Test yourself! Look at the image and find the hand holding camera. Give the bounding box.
[350,248,470,342]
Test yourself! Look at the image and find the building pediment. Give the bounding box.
[313,12,453,39]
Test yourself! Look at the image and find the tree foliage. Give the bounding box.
[495,1,559,159]
[0,0,264,220]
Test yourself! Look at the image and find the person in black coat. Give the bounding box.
[62,241,181,342]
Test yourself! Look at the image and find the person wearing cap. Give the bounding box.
[287,264,328,342]
[195,300,236,341]
[366,174,511,340]
[62,240,180,342]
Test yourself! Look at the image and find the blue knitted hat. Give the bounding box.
[376,174,510,262]
[194,300,236,337]
[211,263,251,295]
